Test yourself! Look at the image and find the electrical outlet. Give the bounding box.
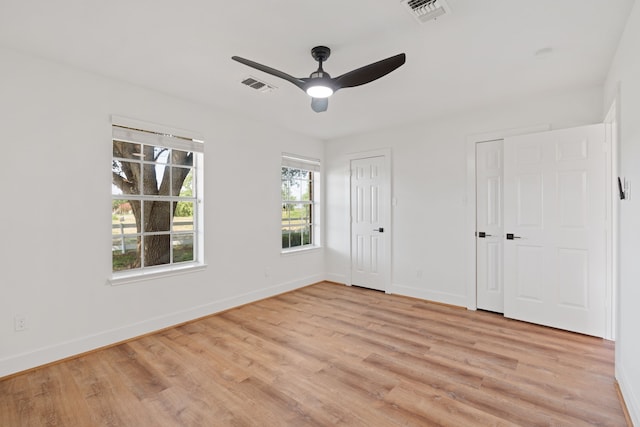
[14,315,27,332]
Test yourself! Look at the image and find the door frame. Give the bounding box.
[347,148,392,291]
[604,96,620,340]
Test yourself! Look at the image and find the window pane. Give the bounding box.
[173,204,194,231]
[281,203,292,223]
[144,201,171,232]
[284,168,308,180]
[282,225,311,248]
[112,199,132,224]
[112,236,140,271]
[113,141,142,160]
[281,230,291,249]
[301,225,311,246]
[112,160,140,195]
[290,179,302,201]
[281,179,291,201]
[282,167,310,201]
[291,204,310,224]
[299,177,311,201]
[289,204,301,222]
[173,167,193,196]
[173,234,194,263]
[143,163,169,195]
[151,146,170,163]
[287,226,305,248]
[115,200,139,232]
[172,149,193,166]
[136,144,166,162]
[144,234,171,267]
[112,204,137,237]
[281,166,292,180]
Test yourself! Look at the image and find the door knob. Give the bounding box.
[506,233,521,240]
[373,227,384,232]
[477,232,493,238]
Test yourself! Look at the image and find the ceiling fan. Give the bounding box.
[232,46,406,113]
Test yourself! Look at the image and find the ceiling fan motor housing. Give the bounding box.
[311,46,331,63]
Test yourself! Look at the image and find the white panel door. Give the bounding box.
[351,156,388,291]
[476,140,504,313]
[503,124,607,337]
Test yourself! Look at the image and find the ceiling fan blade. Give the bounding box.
[333,53,406,89]
[311,97,328,113]
[231,56,306,90]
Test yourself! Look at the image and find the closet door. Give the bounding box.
[476,139,504,313]
[503,124,607,337]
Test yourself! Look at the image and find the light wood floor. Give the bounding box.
[0,282,628,426]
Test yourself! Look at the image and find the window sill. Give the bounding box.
[281,246,322,256]
[108,263,207,286]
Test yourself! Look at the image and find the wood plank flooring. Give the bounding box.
[0,282,628,426]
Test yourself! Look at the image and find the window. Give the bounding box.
[281,154,320,251]
[111,119,204,277]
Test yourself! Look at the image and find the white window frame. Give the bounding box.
[281,153,321,253]
[110,116,205,285]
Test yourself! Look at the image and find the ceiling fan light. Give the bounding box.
[306,85,333,98]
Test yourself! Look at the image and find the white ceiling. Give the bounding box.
[0,0,634,140]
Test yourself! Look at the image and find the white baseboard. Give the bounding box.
[324,272,347,284]
[388,283,467,307]
[0,274,322,378]
[617,364,640,426]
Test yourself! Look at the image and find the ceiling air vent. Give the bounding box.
[401,0,451,23]
[240,76,276,93]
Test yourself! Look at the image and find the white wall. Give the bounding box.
[0,47,324,377]
[325,86,603,305]
[604,1,640,423]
